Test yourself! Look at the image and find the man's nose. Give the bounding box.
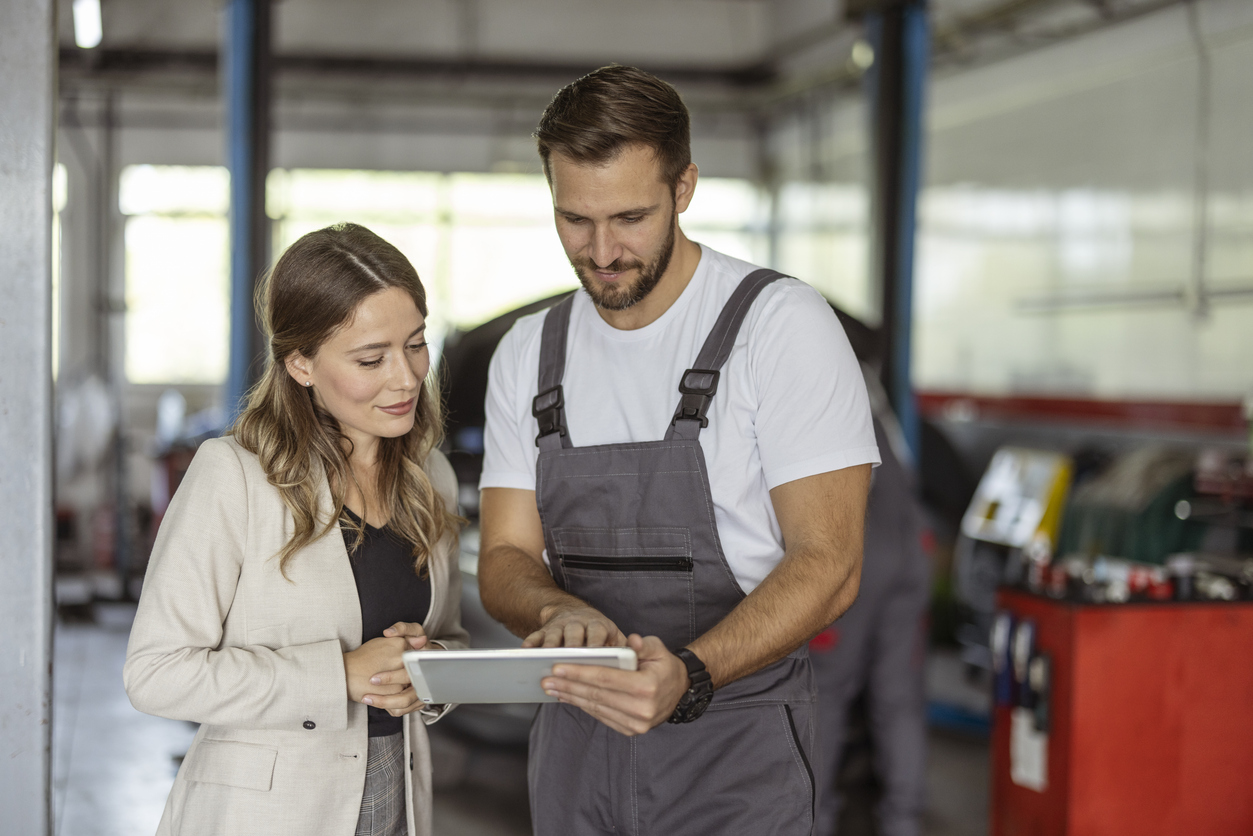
[590,225,622,269]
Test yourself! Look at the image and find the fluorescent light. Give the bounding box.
[72,0,102,49]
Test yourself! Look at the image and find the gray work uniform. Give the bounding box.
[810,408,929,836]
[527,270,819,836]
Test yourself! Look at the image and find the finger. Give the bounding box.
[562,621,587,648]
[364,685,422,711]
[585,620,609,648]
[404,635,429,651]
[546,668,652,706]
[384,621,427,639]
[548,663,640,692]
[369,668,413,688]
[541,627,565,648]
[522,630,545,648]
[360,680,406,696]
[554,689,652,736]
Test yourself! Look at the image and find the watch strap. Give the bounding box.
[674,647,710,686]
[669,648,713,724]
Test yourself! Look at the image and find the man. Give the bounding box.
[477,65,879,835]
[810,368,930,836]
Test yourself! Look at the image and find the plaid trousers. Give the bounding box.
[355,732,406,836]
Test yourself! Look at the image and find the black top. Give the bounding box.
[341,507,432,738]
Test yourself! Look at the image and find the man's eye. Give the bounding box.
[622,216,643,224]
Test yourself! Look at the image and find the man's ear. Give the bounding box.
[674,163,699,214]
[285,352,312,386]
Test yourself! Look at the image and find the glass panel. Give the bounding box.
[776,181,872,321]
[449,173,555,223]
[267,168,442,222]
[124,215,230,384]
[119,165,229,216]
[270,168,770,332]
[914,29,1253,401]
[684,178,768,230]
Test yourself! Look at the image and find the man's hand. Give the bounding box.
[524,604,628,648]
[540,634,689,736]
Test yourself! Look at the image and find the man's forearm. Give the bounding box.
[478,544,585,639]
[688,541,861,689]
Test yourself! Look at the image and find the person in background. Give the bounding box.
[124,223,468,836]
[477,65,879,834]
[809,366,931,836]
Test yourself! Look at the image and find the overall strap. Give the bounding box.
[533,293,576,451]
[666,268,788,441]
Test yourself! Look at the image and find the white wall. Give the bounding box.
[765,0,1253,403]
[916,0,1253,401]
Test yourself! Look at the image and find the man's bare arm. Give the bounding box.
[542,464,870,734]
[690,464,870,687]
[477,487,627,648]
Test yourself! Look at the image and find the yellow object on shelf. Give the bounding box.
[962,447,1073,549]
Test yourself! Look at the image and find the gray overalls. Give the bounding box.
[527,269,818,836]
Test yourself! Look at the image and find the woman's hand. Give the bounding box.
[383,621,430,650]
[343,622,437,717]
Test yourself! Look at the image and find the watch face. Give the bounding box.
[671,688,713,723]
[689,693,712,719]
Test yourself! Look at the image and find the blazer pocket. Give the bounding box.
[185,739,278,792]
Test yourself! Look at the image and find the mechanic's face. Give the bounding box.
[549,144,693,311]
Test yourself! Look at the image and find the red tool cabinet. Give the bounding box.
[991,588,1253,836]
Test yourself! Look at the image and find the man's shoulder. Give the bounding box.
[492,304,555,372]
[698,245,827,312]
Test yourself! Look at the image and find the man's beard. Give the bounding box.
[570,213,677,312]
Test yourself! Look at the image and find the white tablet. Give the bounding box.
[403,647,638,705]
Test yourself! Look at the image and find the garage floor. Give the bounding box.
[51,603,988,836]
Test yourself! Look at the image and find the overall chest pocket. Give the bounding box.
[553,527,695,648]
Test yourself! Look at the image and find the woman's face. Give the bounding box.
[287,286,429,461]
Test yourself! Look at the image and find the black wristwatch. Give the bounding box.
[668,648,713,724]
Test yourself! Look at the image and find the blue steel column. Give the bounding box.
[223,0,272,420]
[864,0,929,458]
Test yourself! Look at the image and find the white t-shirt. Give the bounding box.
[480,244,880,593]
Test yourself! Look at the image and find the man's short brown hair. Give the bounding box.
[535,65,692,191]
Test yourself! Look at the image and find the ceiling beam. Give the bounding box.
[59,47,777,88]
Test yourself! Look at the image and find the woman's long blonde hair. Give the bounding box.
[231,222,459,577]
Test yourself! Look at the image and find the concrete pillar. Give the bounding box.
[0,0,57,831]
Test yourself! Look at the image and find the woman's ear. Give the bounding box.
[285,352,313,387]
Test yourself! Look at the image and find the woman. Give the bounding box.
[124,223,469,836]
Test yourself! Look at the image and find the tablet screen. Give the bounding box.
[403,647,638,705]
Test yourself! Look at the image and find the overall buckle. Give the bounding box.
[532,385,566,445]
[671,369,720,429]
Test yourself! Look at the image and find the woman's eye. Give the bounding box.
[359,357,384,369]
[407,341,429,352]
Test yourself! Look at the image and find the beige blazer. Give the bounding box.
[124,436,469,836]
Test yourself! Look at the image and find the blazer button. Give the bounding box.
[303,720,316,730]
